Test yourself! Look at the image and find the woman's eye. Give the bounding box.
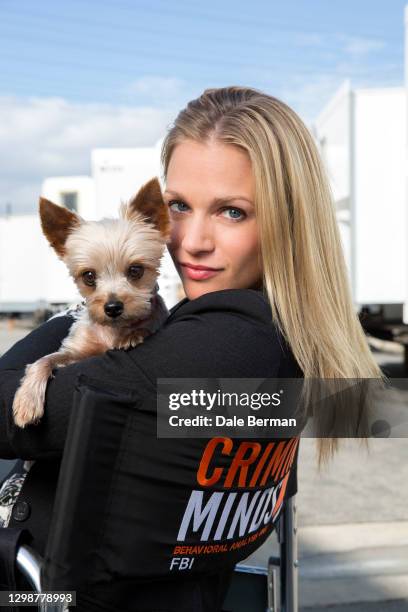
[82,270,96,286]
[220,207,246,221]
[128,265,144,280]
[168,200,189,213]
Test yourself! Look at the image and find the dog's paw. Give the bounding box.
[128,334,146,348]
[12,380,45,429]
[116,333,147,350]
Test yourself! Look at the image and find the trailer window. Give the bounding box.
[61,192,78,212]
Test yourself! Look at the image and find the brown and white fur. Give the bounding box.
[13,177,170,428]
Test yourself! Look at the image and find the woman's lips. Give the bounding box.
[180,263,222,281]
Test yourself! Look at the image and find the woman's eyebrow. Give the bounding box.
[164,190,253,206]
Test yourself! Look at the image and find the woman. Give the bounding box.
[0,86,383,610]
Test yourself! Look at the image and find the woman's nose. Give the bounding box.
[181,216,215,254]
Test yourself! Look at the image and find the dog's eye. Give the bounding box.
[82,270,96,286]
[128,264,144,280]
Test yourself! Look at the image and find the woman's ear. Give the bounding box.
[126,177,170,239]
[39,197,81,258]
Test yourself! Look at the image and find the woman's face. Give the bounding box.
[164,138,263,300]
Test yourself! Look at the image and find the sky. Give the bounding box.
[0,0,407,213]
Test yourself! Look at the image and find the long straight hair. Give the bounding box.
[160,86,386,467]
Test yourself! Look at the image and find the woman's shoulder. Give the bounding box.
[167,288,274,327]
[127,288,294,380]
[164,288,279,350]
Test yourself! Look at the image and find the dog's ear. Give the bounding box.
[127,177,170,238]
[39,197,81,258]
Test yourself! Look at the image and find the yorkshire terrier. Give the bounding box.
[12,177,170,428]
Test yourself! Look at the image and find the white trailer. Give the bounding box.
[91,143,163,219]
[0,213,80,313]
[42,175,96,218]
[313,81,408,366]
[313,80,407,310]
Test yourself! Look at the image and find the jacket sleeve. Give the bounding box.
[0,290,283,460]
[0,315,75,372]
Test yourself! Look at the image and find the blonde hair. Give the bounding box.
[161,86,386,468]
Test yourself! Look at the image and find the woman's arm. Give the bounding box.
[0,344,148,460]
[0,313,76,458]
[0,290,284,460]
[0,315,75,371]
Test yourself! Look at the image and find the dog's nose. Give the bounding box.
[104,301,124,318]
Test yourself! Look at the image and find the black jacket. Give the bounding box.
[0,288,303,611]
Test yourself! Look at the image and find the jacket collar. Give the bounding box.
[168,286,265,320]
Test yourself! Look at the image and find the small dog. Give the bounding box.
[13,177,170,428]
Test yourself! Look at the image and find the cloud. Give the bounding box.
[274,74,346,125]
[292,33,326,47]
[125,76,188,105]
[273,32,395,125]
[0,95,176,213]
[343,36,386,57]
